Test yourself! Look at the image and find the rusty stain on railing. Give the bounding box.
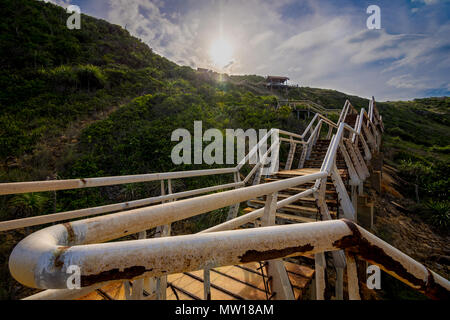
[2,96,449,301]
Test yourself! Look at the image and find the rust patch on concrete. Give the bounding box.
[81,266,153,287]
[239,244,314,263]
[335,219,449,300]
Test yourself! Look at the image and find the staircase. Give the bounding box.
[237,137,353,300]
[4,97,448,301]
[78,261,315,300]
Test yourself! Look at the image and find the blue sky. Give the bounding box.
[50,0,450,101]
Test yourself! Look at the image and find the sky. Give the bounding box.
[49,0,450,101]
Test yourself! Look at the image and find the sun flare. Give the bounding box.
[209,38,234,69]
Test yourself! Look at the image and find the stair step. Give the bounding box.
[185,268,268,300]
[277,194,338,205]
[276,213,317,224]
[284,261,315,279]
[249,200,320,215]
[265,178,334,186]
[285,187,335,194]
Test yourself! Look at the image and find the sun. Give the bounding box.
[209,38,234,69]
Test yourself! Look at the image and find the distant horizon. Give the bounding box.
[47,0,450,101]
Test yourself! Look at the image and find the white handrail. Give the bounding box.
[0,168,238,196]
[9,172,327,289]
[6,95,446,302]
[0,181,245,232]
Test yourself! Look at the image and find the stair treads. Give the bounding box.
[275,168,321,176]
[277,194,338,205]
[78,281,125,300]
[211,266,267,291]
[284,261,315,279]
[285,187,335,194]
[276,213,316,223]
[264,178,334,186]
[184,270,244,300]
[189,269,268,300]
[166,284,197,300]
[249,200,318,214]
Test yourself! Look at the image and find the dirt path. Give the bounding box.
[21,101,129,176]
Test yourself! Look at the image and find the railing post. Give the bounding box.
[130,230,148,300]
[359,134,372,161]
[204,268,211,300]
[330,165,356,221]
[335,267,344,300]
[315,252,326,300]
[155,179,172,300]
[346,251,361,300]
[298,144,308,169]
[362,123,376,153]
[261,192,295,300]
[312,121,322,147]
[314,179,347,299]
[326,124,333,140]
[226,172,241,220]
[284,138,296,170]
[339,141,360,186]
[261,192,277,226]
[343,139,368,181]
[268,130,280,176]
[347,139,369,178]
[351,185,358,215]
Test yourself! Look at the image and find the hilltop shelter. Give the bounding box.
[266,76,290,88]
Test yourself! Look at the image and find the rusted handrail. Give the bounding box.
[5,95,447,302]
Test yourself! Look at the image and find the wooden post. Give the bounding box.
[298,145,308,169]
[204,269,211,300]
[262,193,295,300]
[226,172,241,220]
[330,165,356,221]
[131,230,147,300]
[346,251,361,300]
[155,180,172,300]
[315,252,326,300]
[335,267,344,300]
[284,139,296,170]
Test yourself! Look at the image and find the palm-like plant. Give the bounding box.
[8,193,48,218]
[425,200,450,231]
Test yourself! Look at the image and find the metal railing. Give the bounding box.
[1,97,449,301]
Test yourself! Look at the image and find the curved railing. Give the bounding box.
[1,97,449,301]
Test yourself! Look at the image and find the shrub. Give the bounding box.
[430,145,450,154]
[7,193,49,218]
[75,65,106,90]
[42,65,78,89]
[424,200,450,232]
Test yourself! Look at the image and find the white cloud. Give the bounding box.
[387,75,436,89]
[101,0,449,100]
[412,0,441,5]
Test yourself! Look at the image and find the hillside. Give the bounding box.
[0,0,448,300]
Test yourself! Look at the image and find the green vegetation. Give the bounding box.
[0,0,448,300]
[379,98,450,233]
